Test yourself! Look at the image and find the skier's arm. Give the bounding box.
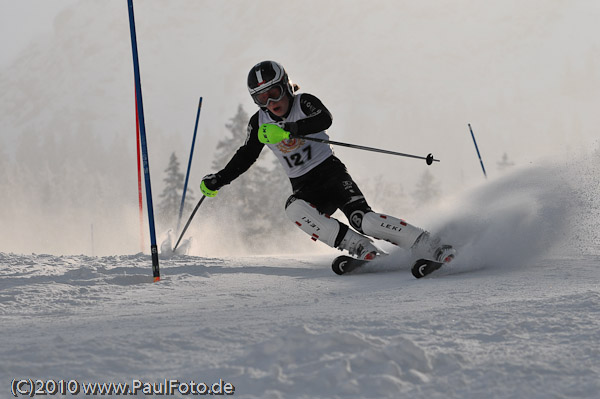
[286,93,333,136]
[204,113,264,191]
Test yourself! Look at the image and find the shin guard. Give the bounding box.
[285,199,341,247]
[362,212,423,249]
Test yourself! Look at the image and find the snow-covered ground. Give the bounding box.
[1,158,599,399]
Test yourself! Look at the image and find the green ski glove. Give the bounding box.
[200,181,218,197]
[200,173,222,197]
[258,123,291,144]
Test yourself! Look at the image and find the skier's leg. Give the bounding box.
[361,212,424,248]
[329,176,420,248]
[335,183,455,262]
[361,212,456,262]
[285,196,380,260]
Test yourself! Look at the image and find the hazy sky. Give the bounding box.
[3,1,598,180]
[0,0,78,67]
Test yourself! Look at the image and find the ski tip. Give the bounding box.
[331,257,348,275]
[332,266,345,275]
[411,258,443,279]
[331,255,371,275]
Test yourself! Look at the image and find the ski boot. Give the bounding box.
[410,232,456,278]
[332,229,381,275]
[412,231,456,262]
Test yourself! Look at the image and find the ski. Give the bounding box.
[331,255,369,275]
[333,253,453,278]
[411,258,444,278]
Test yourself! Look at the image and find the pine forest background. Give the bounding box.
[0,101,514,257]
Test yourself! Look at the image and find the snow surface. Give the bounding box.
[1,158,599,399]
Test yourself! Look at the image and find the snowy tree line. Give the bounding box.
[0,129,138,255]
[0,104,515,255]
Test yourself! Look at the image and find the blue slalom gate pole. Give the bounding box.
[177,97,203,233]
[468,123,487,179]
[127,0,160,281]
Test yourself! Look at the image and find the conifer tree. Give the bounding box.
[497,152,515,172]
[158,152,194,226]
[413,170,440,207]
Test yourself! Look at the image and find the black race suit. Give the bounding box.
[216,93,372,234]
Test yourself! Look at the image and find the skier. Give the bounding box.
[201,60,455,267]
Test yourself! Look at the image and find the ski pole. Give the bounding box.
[173,195,206,251]
[177,96,203,234]
[294,135,439,165]
[468,123,487,178]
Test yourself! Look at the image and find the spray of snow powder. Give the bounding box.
[372,148,599,276]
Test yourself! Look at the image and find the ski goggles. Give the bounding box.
[252,84,285,107]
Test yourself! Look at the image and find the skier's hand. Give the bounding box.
[276,121,298,136]
[200,173,222,197]
[258,123,291,144]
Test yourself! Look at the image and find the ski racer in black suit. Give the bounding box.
[201,61,455,264]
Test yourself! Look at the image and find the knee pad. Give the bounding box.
[362,212,423,248]
[347,209,366,233]
[285,198,341,247]
[341,198,372,234]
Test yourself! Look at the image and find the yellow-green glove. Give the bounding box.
[200,174,221,197]
[258,123,291,144]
